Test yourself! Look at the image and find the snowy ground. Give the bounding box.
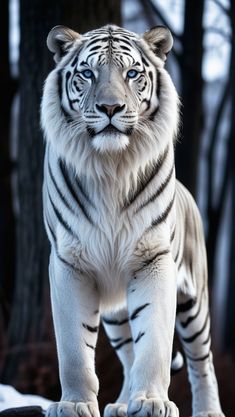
[0,384,52,412]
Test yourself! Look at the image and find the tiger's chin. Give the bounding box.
[92,132,130,153]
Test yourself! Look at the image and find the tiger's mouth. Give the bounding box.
[98,124,134,136]
[99,124,123,135]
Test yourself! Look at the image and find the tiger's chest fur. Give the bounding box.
[44,144,176,308]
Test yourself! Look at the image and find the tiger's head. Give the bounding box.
[41,25,179,172]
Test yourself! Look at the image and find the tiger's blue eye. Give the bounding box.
[127,69,139,78]
[81,69,94,79]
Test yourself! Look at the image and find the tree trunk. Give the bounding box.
[3,0,121,384]
[224,0,235,354]
[0,0,17,332]
[175,0,204,196]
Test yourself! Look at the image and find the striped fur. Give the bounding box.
[41,25,225,417]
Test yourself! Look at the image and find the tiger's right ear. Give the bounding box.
[47,25,81,63]
[143,26,173,62]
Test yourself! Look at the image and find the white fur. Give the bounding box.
[41,25,225,417]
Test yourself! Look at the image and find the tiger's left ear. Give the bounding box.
[47,25,81,63]
[143,26,173,61]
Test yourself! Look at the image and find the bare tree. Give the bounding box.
[223,0,235,353]
[204,0,233,287]
[175,0,204,196]
[0,0,17,333]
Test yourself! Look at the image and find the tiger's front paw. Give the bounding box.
[127,397,179,417]
[104,403,127,417]
[46,401,100,417]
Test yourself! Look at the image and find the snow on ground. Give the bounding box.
[0,384,52,411]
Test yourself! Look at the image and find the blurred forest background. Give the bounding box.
[0,0,235,416]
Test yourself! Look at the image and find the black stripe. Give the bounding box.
[102,316,129,326]
[134,331,145,343]
[170,227,176,242]
[71,55,78,67]
[151,193,175,227]
[45,211,82,273]
[48,190,77,238]
[187,352,210,362]
[136,165,174,213]
[86,39,103,48]
[115,38,132,47]
[156,70,161,100]
[202,327,211,345]
[114,337,133,350]
[76,177,95,208]
[57,252,81,273]
[48,161,75,214]
[44,214,56,243]
[180,286,205,328]
[82,323,98,333]
[57,69,63,101]
[59,160,93,224]
[177,298,197,314]
[109,337,122,343]
[130,303,150,320]
[86,343,95,350]
[174,246,180,264]
[148,70,161,121]
[182,312,209,343]
[148,106,159,121]
[65,71,75,111]
[57,70,73,123]
[178,257,183,270]
[119,45,131,51]
[124,146,169,209]
[142,56,150,67]
[136,249,170,271]
[89,45,102,51]
[147,71,154,112]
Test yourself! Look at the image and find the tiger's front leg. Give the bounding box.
[47,250,100,417]
[127,248,179,417]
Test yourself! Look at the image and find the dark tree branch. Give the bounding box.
[140,0,182,65]
[211,0,231,17]
[206,26,231,42]
[146,0,181,40]
[139,0,157,28]
[207,79,230,217]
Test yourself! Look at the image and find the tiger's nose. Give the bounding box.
[96,103,125,117]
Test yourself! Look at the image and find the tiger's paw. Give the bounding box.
[104,403,127,417]
[127,397,179,417]
[46,401,100,417]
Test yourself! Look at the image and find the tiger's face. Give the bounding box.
[44,25,175,153]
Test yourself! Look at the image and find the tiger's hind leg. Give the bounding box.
[102,309,134,417]
[176,279,225,417]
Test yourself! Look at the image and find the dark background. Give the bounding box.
[0,0,235,416]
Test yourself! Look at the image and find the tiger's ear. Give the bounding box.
[143,26,173,61]
[47,25,81,63]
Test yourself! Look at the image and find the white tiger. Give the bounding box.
[41,24,225,417]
